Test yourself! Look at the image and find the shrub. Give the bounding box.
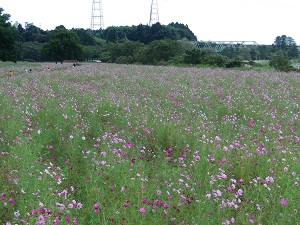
[226,57,243,68]
[206,54,229,67]
[269,53,293,72]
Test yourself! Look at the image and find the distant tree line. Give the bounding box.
[0,7,299,70]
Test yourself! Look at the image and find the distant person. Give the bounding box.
[9,71,13,77]
[29,69,32,73]
[47,68,51,72]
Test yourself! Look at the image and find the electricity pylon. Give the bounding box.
[149,0,159,26]
[91,0,104,31]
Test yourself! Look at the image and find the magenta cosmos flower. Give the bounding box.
[281,198,288,206]
[139,208,146,214]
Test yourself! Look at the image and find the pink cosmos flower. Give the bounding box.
[94,203,100,214]
[281,198,288,206]
[164,203,169,210]
[9,198,17,205]
[77,203,83,209]
[194,156,200,161]
[139,208,146,214]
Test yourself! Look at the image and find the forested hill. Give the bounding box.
[97,22,197,43]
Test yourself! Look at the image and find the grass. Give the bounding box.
[0,62,299,224]
[0,61,41,68]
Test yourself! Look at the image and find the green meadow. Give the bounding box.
[0,62,299,225]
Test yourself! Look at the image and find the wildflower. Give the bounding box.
[94,203,100,214]
[49,146,54,151]
[37,215,45,225]
[281,198,288,206]
[9,198,17,205]
[164,203,169,210]
[14,210,20,217]
[124,203,129,208]
[155,200,163,206]
[237,189,243,196]
[139,208,146,214]
[77,202,83,209]
[194,156,200,161]
[216,190,222,197]
[266,176,274,185]
[249,218,254,223]
[231,217,235,223]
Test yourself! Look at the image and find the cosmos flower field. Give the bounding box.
[0,63,299,224]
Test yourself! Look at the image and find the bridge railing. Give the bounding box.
[191,41,258,52]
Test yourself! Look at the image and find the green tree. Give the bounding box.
[206,54,229,67]
[14,22,49,43]
[106,27,118,43]
[240,47,251,60]
[72,28,96,45]
[269,52,293,72]
[18,41,44,61]
[273,35,298,59]
[184,49,208,65]
[226,57,243,68]
[257,45,271,60]
[221,47,239,59]
[0,8,19,62]
[249,47,259,60]
[144,39,183,64]
[43,26,83,63]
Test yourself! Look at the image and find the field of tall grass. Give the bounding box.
[0,62,299,224]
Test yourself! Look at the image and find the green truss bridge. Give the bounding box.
[191,41,258,53]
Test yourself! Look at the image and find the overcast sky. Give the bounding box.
[0,0,299,45]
